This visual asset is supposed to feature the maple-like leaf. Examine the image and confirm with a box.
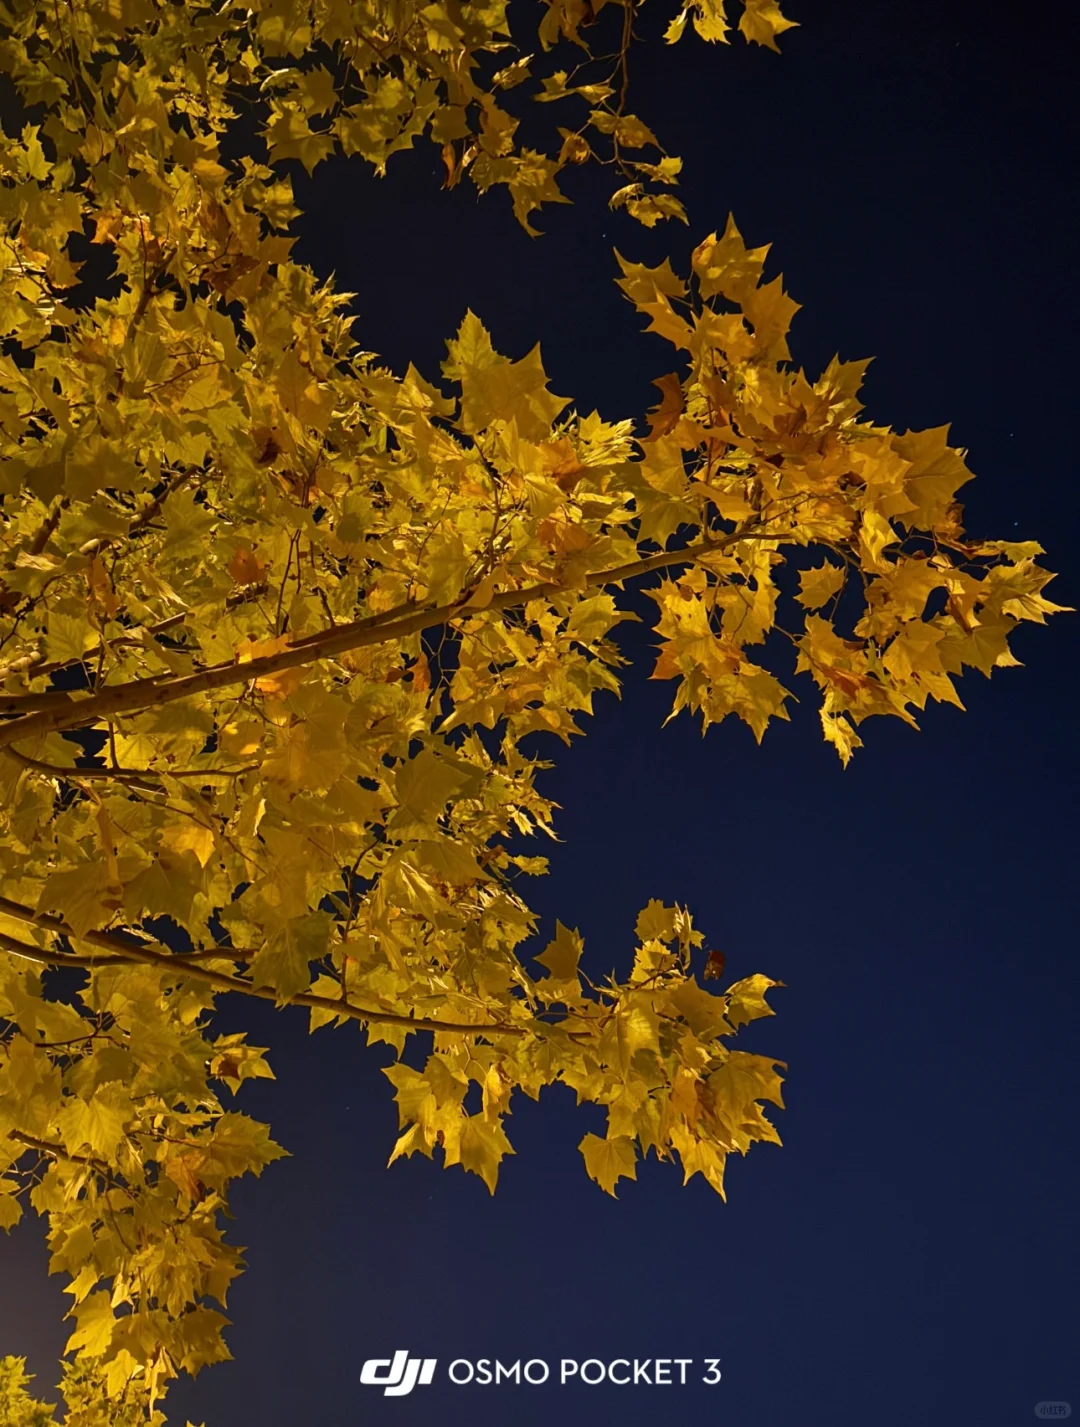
[535,922,585,980]
[579,1133,638,1196]
[797,562,846,610]
[738,0,799,51]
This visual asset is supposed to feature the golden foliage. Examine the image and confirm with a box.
[0,0,1062,1419]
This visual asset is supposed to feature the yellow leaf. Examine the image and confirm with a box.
[625,192,689,228]
[691,215,770,302]
[0,1184,22,1231]
[37,864,118,939]
[383,1064,438,1128]
[742,272,801,358]
[254,665,308,700]
[666,977,732,1037]
[160,822,216,867]
[635,899,677,943]
[57,1085,129,1158]
[820,709,863,766]
[946,614,1023,676]
[535,921,583,980]
[725,973,783,1028]
[615,253,693,346]
[613,114,658,149]
[796,561,845,610]
[443,312,568,440]
[670,1123,728,1196]
[394,749,470,823]
[264,106,335,173]
[579,1132,637,1196]
[458,1114,514,1192]
[44,612,93,666]
[66,1291,116,1358]
[859,510,899,571]
[711,1049,786,1111]
[738,0,798,51]
[565,593,625,643]
[388,1123,434,1166]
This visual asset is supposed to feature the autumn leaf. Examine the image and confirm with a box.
[65,1293,116,1358]
[57,1087,129,1159]
[579,1133,638,1196]
[229,547,267,585]
[0,1187,23,1232]
[725,973,783,1027]
[613,114,659,149]
[703,949,727,980]
[394,749,472,824]
[161,822,216,868]
[739,0,799,50]
[635,899,678,943]
[535,921,584,981]
[458,1115,515,1192]
[796,561,846,610]
[36,865,118,939]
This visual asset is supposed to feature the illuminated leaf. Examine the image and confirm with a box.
[579,1133,637,1196]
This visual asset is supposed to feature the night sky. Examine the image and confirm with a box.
[3,1,1079,1424]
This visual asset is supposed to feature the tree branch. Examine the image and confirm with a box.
[0,613,188,686]
[26,498,68,557]
[0,901,530,1039]
[0,930,104,968]
[8,1127,113,1176]
[0,524,776,743]
[78,469,195,560]
[4,746,256,787]
[0,575,267,688]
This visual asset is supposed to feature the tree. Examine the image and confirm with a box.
[0,0,1065,1418]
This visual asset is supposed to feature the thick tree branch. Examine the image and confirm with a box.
[0,613,188,687]
[0,900,530,1039]
[0,576,266,687]
[0,524,775,743]
[0,929,105,968]
[0,926,249,966]
[8,1127,113,1176]
[3,746,255,786]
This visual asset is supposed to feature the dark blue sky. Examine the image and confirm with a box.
[4,1,1078,1423]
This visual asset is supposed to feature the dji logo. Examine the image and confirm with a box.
[360,1350,437,1397]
